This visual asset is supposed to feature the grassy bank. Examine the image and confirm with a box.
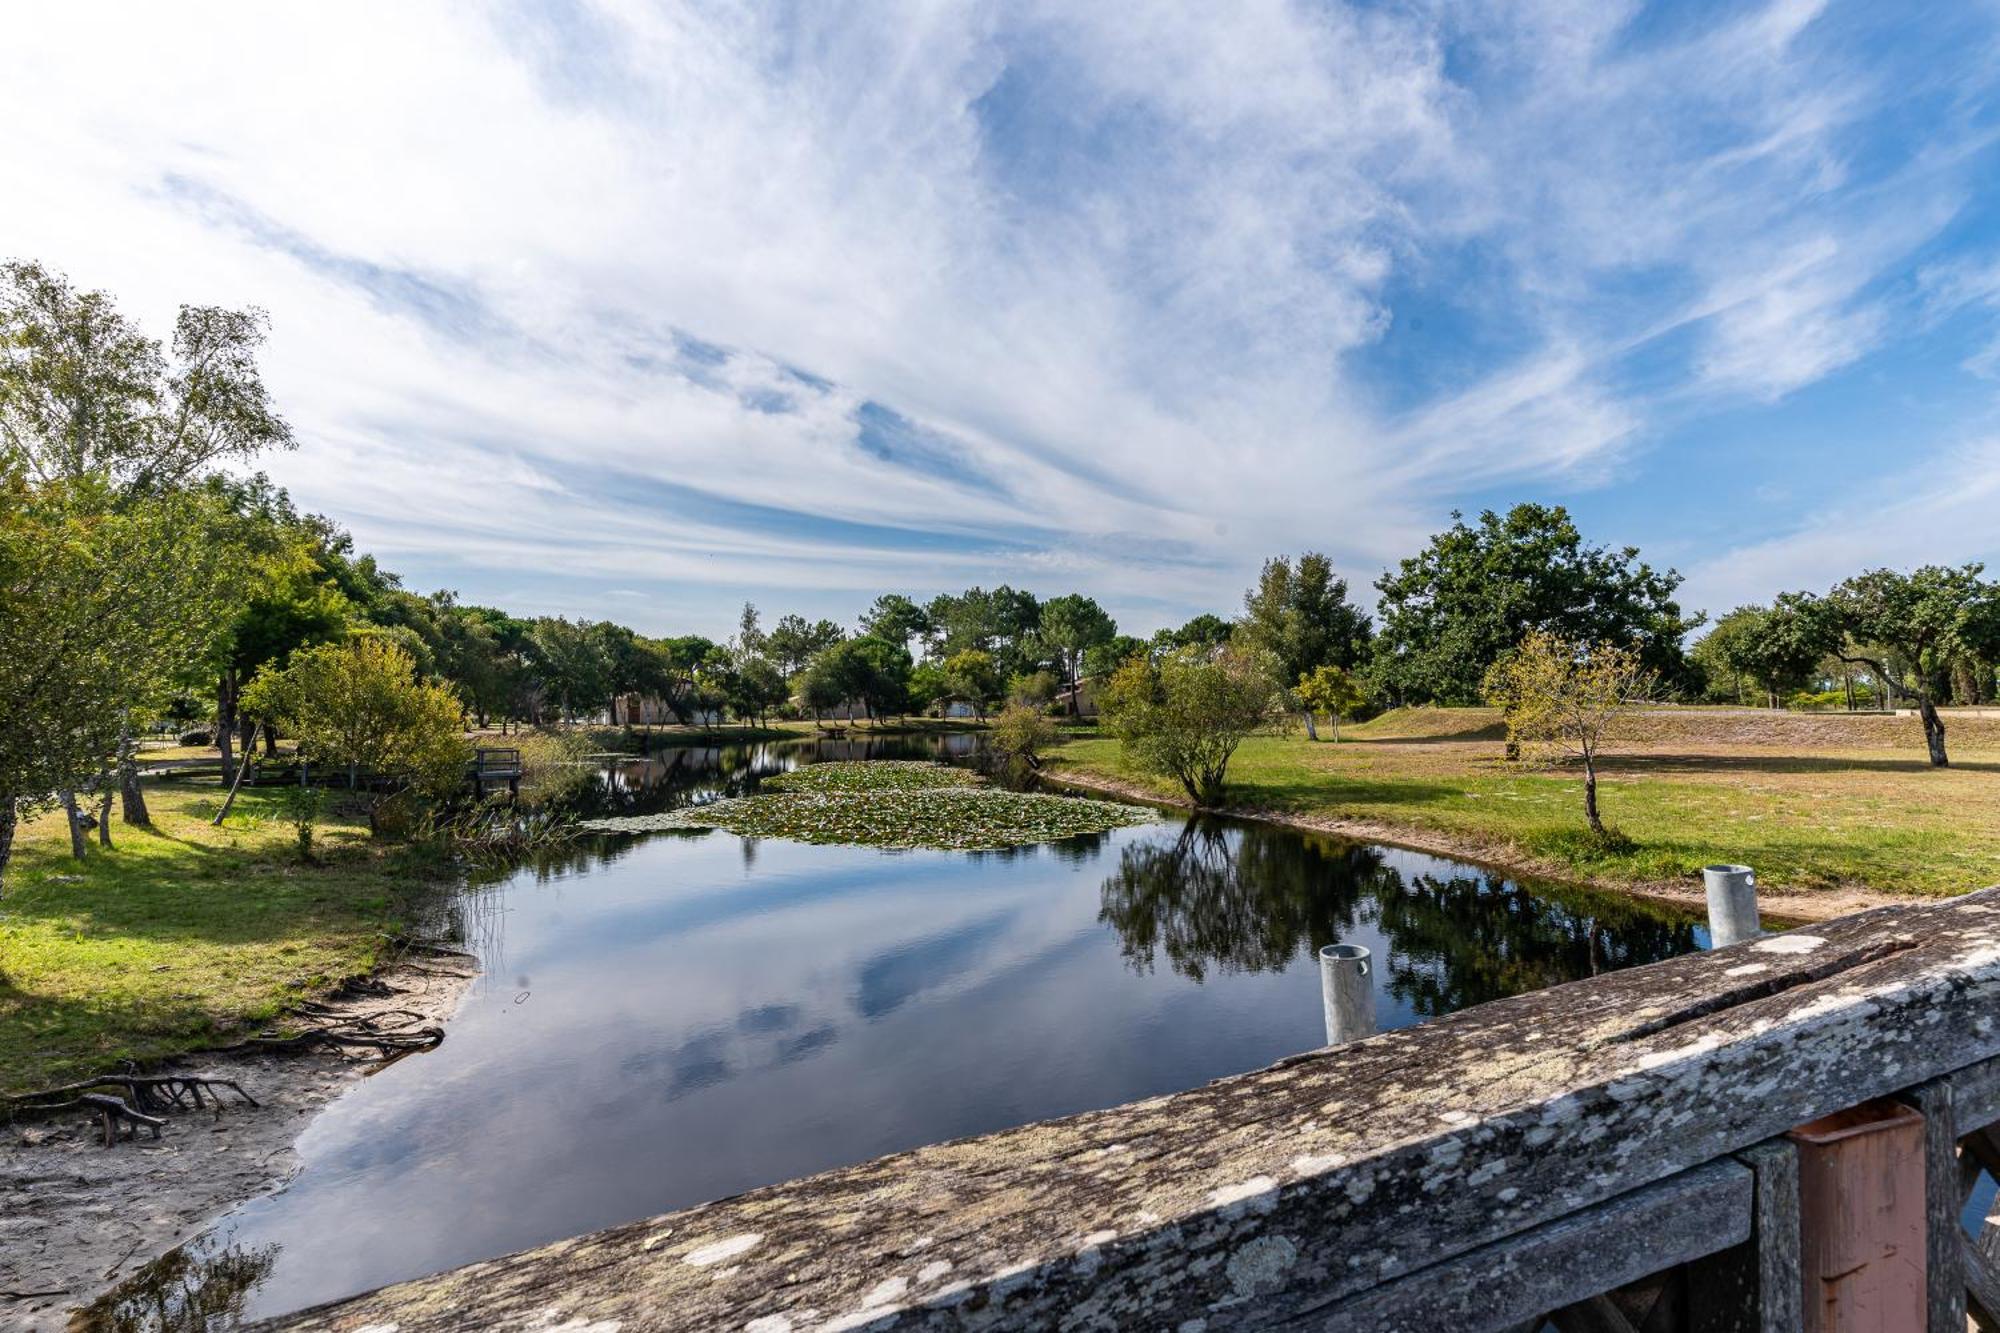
[0,780,450,1095]
[1052,706,2000,901]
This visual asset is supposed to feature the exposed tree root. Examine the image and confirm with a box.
[214,1007,444,1058]
[7,1072,261,1147]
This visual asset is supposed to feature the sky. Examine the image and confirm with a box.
[7,1,2000,641]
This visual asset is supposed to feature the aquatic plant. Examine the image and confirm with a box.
[759,760,980,794]
[582,787,1151,850]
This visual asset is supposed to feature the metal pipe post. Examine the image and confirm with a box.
[1704,863,1762,947]
[1319,943,1377,1046]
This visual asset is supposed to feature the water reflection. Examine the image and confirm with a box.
[76,1241,277,1332]
[89,734,1702,1326]
[1098,818,1697,1006]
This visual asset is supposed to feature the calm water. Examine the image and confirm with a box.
[88,737,1704,1327]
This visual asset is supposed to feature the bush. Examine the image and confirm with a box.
[1099,646,1276,807]
[179,730,213,747]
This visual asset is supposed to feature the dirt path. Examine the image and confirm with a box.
[1,951,476,1328]
[1046,768,1908,923]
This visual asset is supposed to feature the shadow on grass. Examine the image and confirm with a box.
[0,971,254,1096]
[1592,751,2000,776]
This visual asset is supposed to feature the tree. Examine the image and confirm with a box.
[1373,505,1700,706]
[1695,597,1839,709]
[988,703,1060,772]
[907,662,952,717]
[1824,565,1998,767]
[766,614,845,677]
[0,472,230,883]
[1036,593,1117,715]
[1162,613,1234,652]
[810,636,913,721]
[2,261,294,819]
[859,594,930,656]
[1099,646,1276,807]
[1482,631,1647,838]
[241,638,470,832]
[941,649,1002,719]
[725,655,788,727]
[1084,634,1146,680]
[527,617,608,722]
[1296,665,1368,742]
[1238,552,1371,687]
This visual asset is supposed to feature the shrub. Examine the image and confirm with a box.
[1099,646,1276,807]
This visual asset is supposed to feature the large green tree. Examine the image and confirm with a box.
[1372,505,1700,706]
[1238,552,1371,684]
[1,260,291,840]
[1035,593,1117,715]
[1824,565,1999,767]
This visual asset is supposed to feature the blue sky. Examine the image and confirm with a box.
[7,1,2000,639]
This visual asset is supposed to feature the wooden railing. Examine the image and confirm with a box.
[261,887,2000,1331]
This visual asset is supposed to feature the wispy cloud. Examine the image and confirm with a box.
[3,1,2000,633]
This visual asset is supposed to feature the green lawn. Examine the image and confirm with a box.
[0,780,449,1094]
[1053,707,2000,901]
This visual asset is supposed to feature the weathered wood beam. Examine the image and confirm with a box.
[1687,1139,1802,1333]
[265,888,2000,1333]
[1904,1077,1966,1333]
[1308,1160,1750,1332]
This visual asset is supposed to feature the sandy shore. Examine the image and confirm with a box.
[1046,766,1909,923]
[1,951,476,1328]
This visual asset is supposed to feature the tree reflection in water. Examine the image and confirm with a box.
[1098,818,1391,982]
[77,1239,279,1333]
[1374,873,1697,1015]
[1100,818,1698,1012]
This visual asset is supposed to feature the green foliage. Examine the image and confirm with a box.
[1237,551,1371,685]
[858,593,930,652]
[583,788,1150,850]
[941,649,1002,716]
[1008,668,1059,709]
[1100,646,1277,806]
[1373,504,1699,706]
[1034,592,1117,706]
[1295,664,1368,740]
[989,703,1061,770]
[1483,631,1647,835]
[242,638,472,821]
[766,614,845,676]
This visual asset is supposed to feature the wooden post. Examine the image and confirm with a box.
[1901,1078,1965,1333]
[1689,1139,1802,1332]
[1787,1100,1927,1331]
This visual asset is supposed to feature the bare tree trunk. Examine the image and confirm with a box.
[1302,710,1318,742]
[95,764,114,848]
[217,670,239,785]
[1920,696,1949,767]
[61,790,88,860]
[214,722,262,825]
[0,799,13,897]
[1583,758,1604,836]
[117,713,150,827]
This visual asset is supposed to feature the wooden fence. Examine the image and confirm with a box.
[261,887,2000,1331]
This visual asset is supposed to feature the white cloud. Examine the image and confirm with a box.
[2,2,1997,634]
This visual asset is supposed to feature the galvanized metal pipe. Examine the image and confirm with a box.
[1704,863,1762,947]
[1319,943,1377,1046]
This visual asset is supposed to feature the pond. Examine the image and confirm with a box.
[88,735,1707,1327]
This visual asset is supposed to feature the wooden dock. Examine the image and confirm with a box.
[261,887,2000,1331]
